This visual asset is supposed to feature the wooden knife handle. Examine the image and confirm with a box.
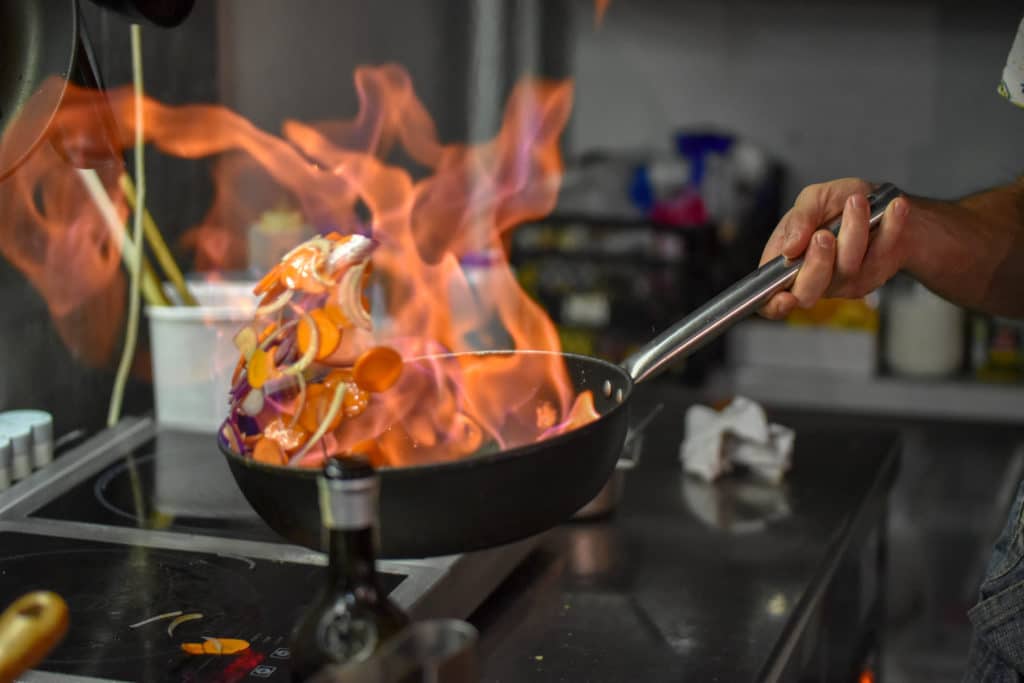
[0,591,69,682]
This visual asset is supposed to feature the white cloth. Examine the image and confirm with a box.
[679,397,794,484]
[998,15,1024,108]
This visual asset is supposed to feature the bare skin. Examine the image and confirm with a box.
[759,177,1024,320]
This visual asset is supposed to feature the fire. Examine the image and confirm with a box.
[0,64,594,465]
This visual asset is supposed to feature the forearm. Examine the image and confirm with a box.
[902,178,1024,317]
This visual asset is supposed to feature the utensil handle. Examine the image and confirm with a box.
[621,182,902,383]
[0,591,69,681]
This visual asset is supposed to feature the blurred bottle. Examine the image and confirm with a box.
[973,316,1024,382]
[289,456,410,681]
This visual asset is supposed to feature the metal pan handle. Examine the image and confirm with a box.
[620,182,902,383]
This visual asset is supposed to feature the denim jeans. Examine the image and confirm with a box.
[964,480,1024,682]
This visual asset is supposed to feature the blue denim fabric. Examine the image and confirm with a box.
[964,480,1024,682]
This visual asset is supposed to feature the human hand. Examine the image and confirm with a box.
[758,177,911,319]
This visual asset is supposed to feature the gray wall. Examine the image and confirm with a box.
[567,0,1024,201]
[215,0,473,144]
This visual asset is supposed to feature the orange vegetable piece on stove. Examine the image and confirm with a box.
[297,309,341,361]
[180,638,250,656]
[353,346,403,393]
[253,437,287,465]
[247,349,274,389]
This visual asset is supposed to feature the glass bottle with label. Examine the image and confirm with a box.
[289,456,410,681]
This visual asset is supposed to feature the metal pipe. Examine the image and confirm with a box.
[621,183,902,383]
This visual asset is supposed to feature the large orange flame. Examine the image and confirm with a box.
[0,65,591,464]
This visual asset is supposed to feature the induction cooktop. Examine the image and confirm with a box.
[0,418,541,682]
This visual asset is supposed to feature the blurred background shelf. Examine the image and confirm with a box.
[714,366,1024,425]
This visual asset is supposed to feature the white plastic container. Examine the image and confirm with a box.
[884,281,964,377]
[146,281,258,432]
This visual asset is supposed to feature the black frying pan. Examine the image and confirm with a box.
[219,184,902,559]
[0,0,194,180]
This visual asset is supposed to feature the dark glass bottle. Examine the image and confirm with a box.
[289,455,410,681]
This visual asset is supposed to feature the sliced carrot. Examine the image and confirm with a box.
[247,348,274,389]
[324,231,343,241]
[299,383,344,433]
[353,346,403,393]
[253,437,286,465]
[348,438,383,463]
[253,264,282,296]
[298,384,325,432]
[258,282,287,308]
[322,304,350,329]
[323,369,353,390]
[297,309,341,361]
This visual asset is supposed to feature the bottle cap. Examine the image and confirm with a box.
[0,410,53,469]
[0,435,11,490]
[318,455,379,530]
[0,423,31,481]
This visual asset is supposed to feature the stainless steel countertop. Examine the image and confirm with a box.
[469,383,900,682]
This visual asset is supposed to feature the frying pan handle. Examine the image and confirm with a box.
[0,591,69,680]
[620,182,902,383]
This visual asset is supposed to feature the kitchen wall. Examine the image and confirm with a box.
[566,0,1024,201]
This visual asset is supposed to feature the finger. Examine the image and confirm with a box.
[834,193,870,285]
[781,178,872,260]
[858,196,910,286]
[790,230,836,308]
[759,291,799,319]
[759,207,796,266]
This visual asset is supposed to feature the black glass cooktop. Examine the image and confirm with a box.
[31,431,284,544]
[0,531,404,682]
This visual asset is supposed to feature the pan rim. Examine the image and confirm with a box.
[0,0,79,180]
[218,349,634,477]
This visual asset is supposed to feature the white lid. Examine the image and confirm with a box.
[0,410,52,444]
[0,423,30,455]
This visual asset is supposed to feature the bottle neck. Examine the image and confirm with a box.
[319,473,380,591]
[326,526,378,589]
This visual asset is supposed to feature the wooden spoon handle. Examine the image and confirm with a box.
[0,591,69,682]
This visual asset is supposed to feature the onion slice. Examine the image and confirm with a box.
[233,327,257,361]
[129,610,183,629]
[289,373,307,429]
[281,312,318,376]
[256,289,293,318]
[240,387,265,416]
[168,613,203,637]
[289,382,346,465]
[338,261,372,331]
[203,636,224,655]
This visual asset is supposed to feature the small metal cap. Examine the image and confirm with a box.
[0,411,54,469]
[0,423,31,481]
[323,454,375,482]
[318,455,379,530]
[0,435,11,491]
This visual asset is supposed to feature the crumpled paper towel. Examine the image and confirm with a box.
[679,397,794,484]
